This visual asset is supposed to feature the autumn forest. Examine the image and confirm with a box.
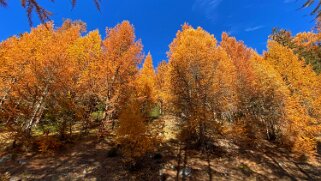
[1,2,321,180]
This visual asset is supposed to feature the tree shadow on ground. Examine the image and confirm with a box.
[230,139,321,181]
[158,138,321,181]
[0,134,164,181]
[1,133,320,181]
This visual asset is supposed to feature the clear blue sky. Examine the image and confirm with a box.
[0,0,316,66]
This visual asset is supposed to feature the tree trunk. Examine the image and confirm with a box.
[103,95,115,129]
[159,101,163,115]
[102,69,118,130]
[102,96,110,121]
[266,121,276,141]
[24,84,49,135]
[198,121,206,146]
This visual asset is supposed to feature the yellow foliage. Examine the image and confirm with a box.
[168,25,219,142]
[117,100,156,160]
[1,19,320,158]
[265,41,321,156]
[220,33,257,116]
[168,25,239,144]
[292,32,321,50]
[222,119,248,139]
[265,41,321,117]
[100,21,143,122]
[249,53,289,135]
[292,136,317,157]
[135,52,157,116]
[155,60,171,113]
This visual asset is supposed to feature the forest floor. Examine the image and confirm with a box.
[0,116,321,181]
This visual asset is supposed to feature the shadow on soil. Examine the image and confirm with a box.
[1,134,320,180]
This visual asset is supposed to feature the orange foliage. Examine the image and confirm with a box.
[168,25,238,144]
[136,52,157,116]
[116,99,156,161]
[0,19,320,158]
[155,60,171,114]
[99,21,143,128]
[265,41,321,156]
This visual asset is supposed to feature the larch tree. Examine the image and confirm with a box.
[220,33,258,127]
[265,41,321,155]
[249,53,290,140]
[292,31,321,73]
[0,20,86,141]
[136,52,157,118]
[269,28,294,47]
[67,29,102,123]
[117,53,160,162]
[168,24,237,145]
[0,37,20,111]
[209,46,238,122]
[116,98,156,163]
[220,33,256,114]
[155,60,170,115]
[220,33,290,141]
[100,21,143,130]
[168,24,216,144]
[265,41,321,121]
[269,28,321,74]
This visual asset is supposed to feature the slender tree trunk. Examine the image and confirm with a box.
[176,144,182,181]
[159,101,163,115]
[34,104,45,127]
[199,121,205,146]
[102,96,110,121]
[103,95,115,129]
[24,84,49,134]
[266,124,270,140]
[266,121,276,141]
[69,120,72,136]
[102,69,118,130]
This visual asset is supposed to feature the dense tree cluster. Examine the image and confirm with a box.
[0,20,320,162]
[270,27,321,73]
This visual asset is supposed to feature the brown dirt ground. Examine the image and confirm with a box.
[0,116,320,181]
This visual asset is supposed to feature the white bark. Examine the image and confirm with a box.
[24,84,49,132]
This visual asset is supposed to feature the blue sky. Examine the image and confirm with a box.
[0,0,316,66]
